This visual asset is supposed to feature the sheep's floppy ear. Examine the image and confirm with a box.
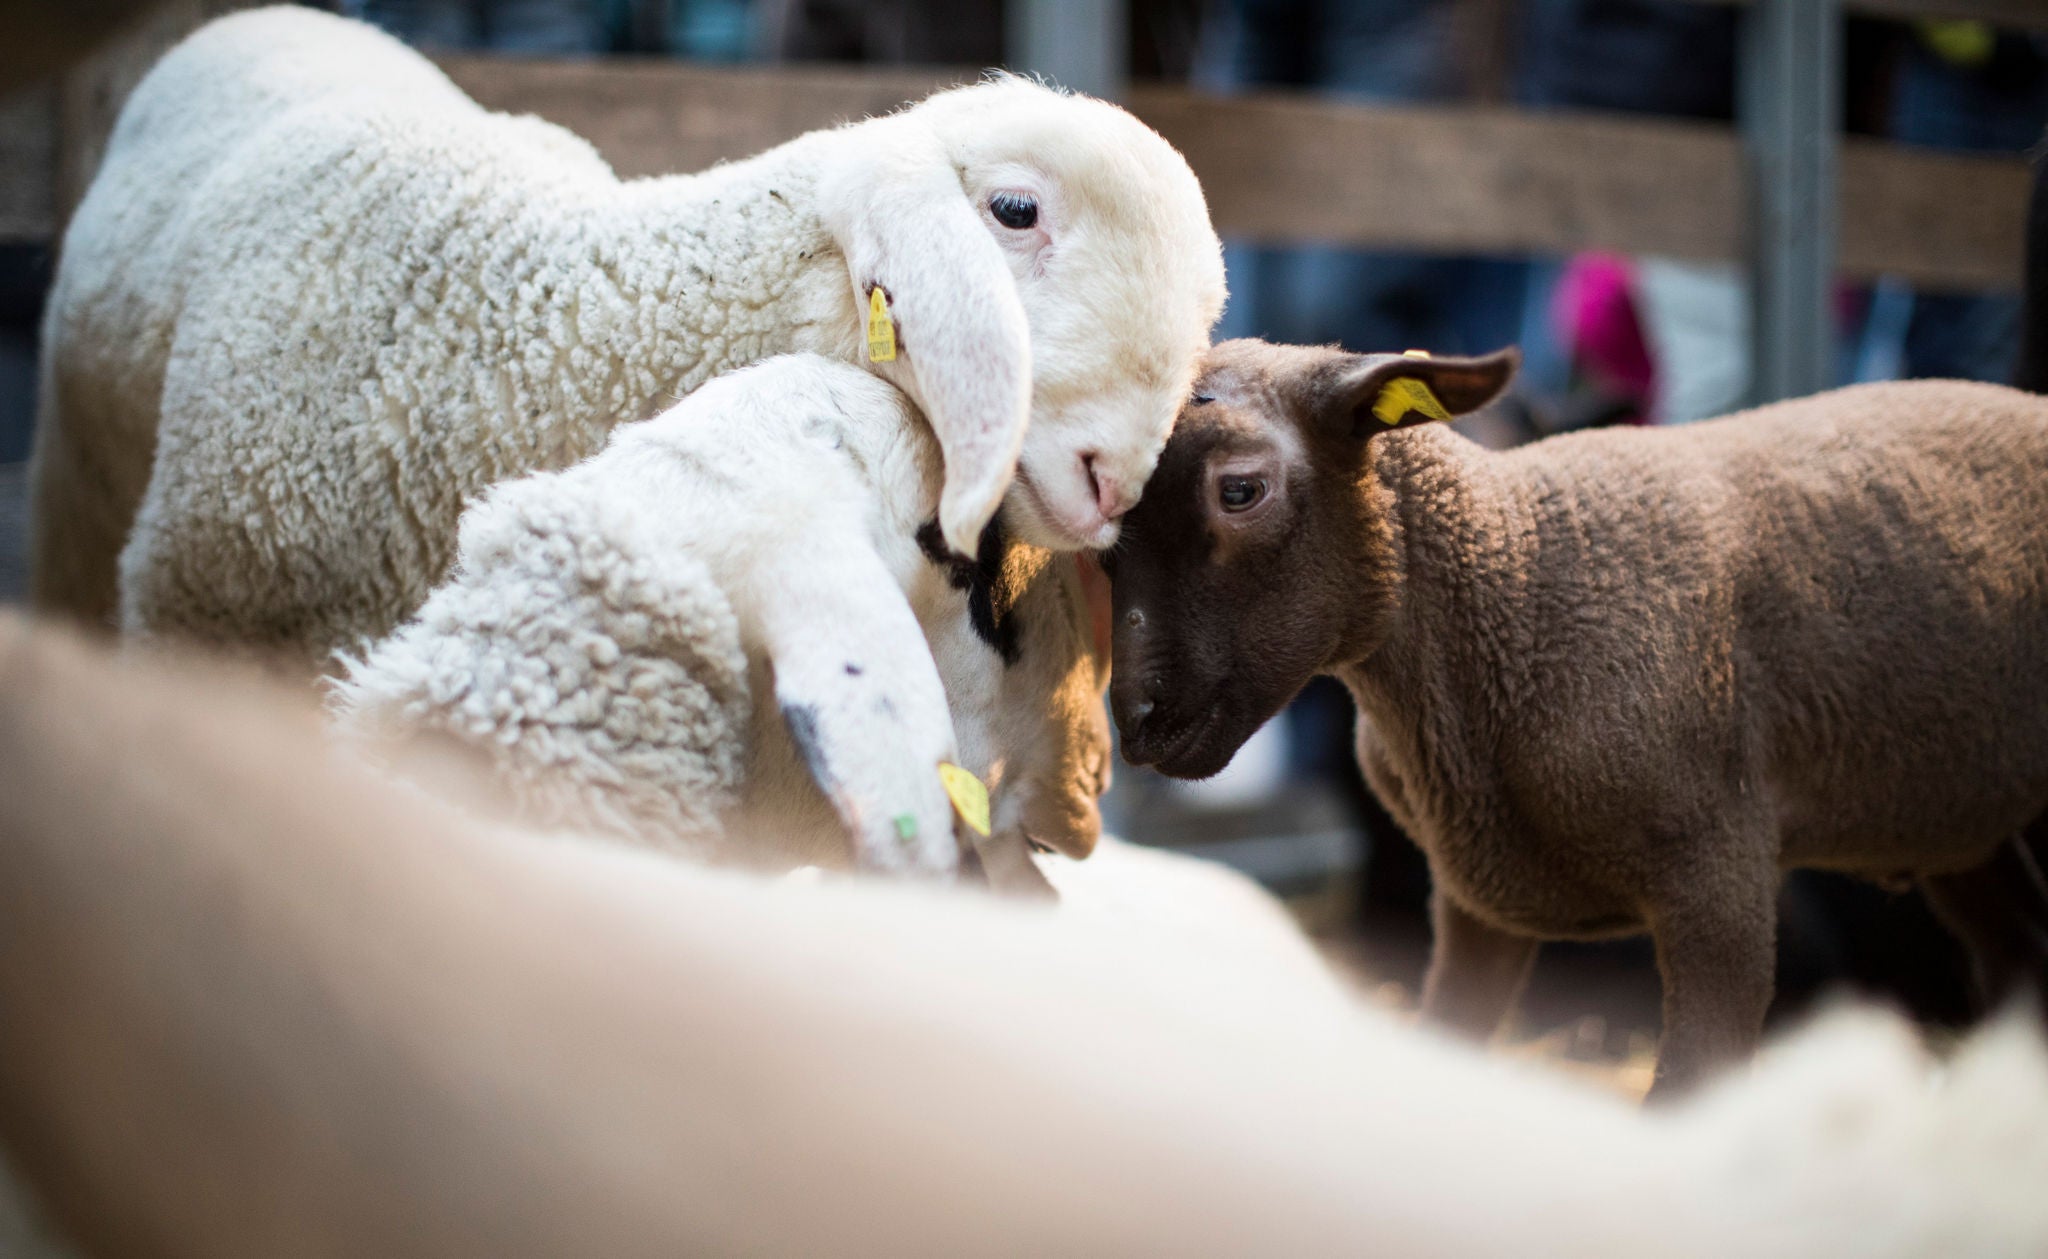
[821,126,1032,561]
[1324,347,1520,440]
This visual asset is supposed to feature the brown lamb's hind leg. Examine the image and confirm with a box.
[1644,858,1778,1103]
[1919,833,2048,1017]
[1420,890,1541,1043]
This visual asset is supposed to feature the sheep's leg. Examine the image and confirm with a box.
[1919,836,2048,1013]
[970,832,1058,899]
[1645,870,1777,1101]
[1420,891,1539,1042]
[756,543,966,879]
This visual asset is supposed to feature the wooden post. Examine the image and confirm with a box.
[1006,0,1128,101]
[1740,0,1840,404]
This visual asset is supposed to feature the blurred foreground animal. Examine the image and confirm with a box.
[1109,340,2048,1098]
[336,356,1110,885]
[3,614,2048,1255]
[30,5,1223,667]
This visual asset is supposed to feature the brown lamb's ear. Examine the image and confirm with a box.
[1322,346,1521,440]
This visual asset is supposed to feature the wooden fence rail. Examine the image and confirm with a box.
[0,3,2036,293]
[439,56,2027,292]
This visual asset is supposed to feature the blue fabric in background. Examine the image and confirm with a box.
[340,0,611,52]
[1881,32,2048,382]
[1517,0,1737,119]
[339,0,755,58]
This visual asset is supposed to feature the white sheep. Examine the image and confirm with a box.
[333,355,1110,882]
[28,5,1223,669]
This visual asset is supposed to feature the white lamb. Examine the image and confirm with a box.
[334,355,1110,882]
[29,5,1224,670]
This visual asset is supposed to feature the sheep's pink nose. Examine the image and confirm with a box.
[1083,454,1135,521]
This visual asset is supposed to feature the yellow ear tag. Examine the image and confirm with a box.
[1372,376,1454,426]
[866,287,897,363]
[937,762,990,837]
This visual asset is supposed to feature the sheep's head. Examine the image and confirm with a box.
[822,77,1224,558]
[1106,340,1516,780]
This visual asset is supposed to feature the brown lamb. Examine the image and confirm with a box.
[1107,339,2048,1097]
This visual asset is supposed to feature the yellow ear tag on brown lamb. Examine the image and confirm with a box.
[866,286,897,363]
[1373,376,1454,426]
[938,762,991,836]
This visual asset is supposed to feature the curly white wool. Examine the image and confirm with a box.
[30,5,1224,669]
[337,483,751,851]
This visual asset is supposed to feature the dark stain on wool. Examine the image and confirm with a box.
[916,516,1023,666]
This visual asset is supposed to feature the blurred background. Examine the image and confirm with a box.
[2,0,2042,1079]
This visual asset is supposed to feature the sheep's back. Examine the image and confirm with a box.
[1506,380,2048,870]
[108,71,640,657]
[52,5,489,428]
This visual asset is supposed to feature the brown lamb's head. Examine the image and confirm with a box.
[1104,339,1516,780]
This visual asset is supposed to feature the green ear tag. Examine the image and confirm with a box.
[937,762,991,837]
[1372,377,1454,426]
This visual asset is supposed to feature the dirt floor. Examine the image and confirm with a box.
[1313,913,1663,1101]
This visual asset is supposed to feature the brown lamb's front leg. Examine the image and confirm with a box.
[1644,858,1778,1102]
[1420,890,1541,1043]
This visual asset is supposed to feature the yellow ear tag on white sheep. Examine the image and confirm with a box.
[866,287,897,363]
[1373,376,1454,426]
[938,762,990,836]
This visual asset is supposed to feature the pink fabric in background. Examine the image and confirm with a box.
[1552,252,1655,422]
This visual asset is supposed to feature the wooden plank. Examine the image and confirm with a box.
[1849,0,2048,24]
[11,51,2029,290]
[1688,0,2048,32]
[0,0,166,97]
[439,55,965,179]
[1840,137,2029,290]
[440,60,1751,266]
[445,61,2030,290]
[0,86,57,243]
[1129,88,1747,262]
[1143,86,2025,291]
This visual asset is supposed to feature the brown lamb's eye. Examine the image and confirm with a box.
[1218,475,1265,513]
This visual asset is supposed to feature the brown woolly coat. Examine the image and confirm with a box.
[1111,340,2048,1095]
[1353,381,2048,930]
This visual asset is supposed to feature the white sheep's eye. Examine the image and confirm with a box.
[1218,475,1265,513]
[990,192,1038,230]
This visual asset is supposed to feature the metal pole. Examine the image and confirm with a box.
[1006,0,1128,101]
[1739,0,1840,404]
